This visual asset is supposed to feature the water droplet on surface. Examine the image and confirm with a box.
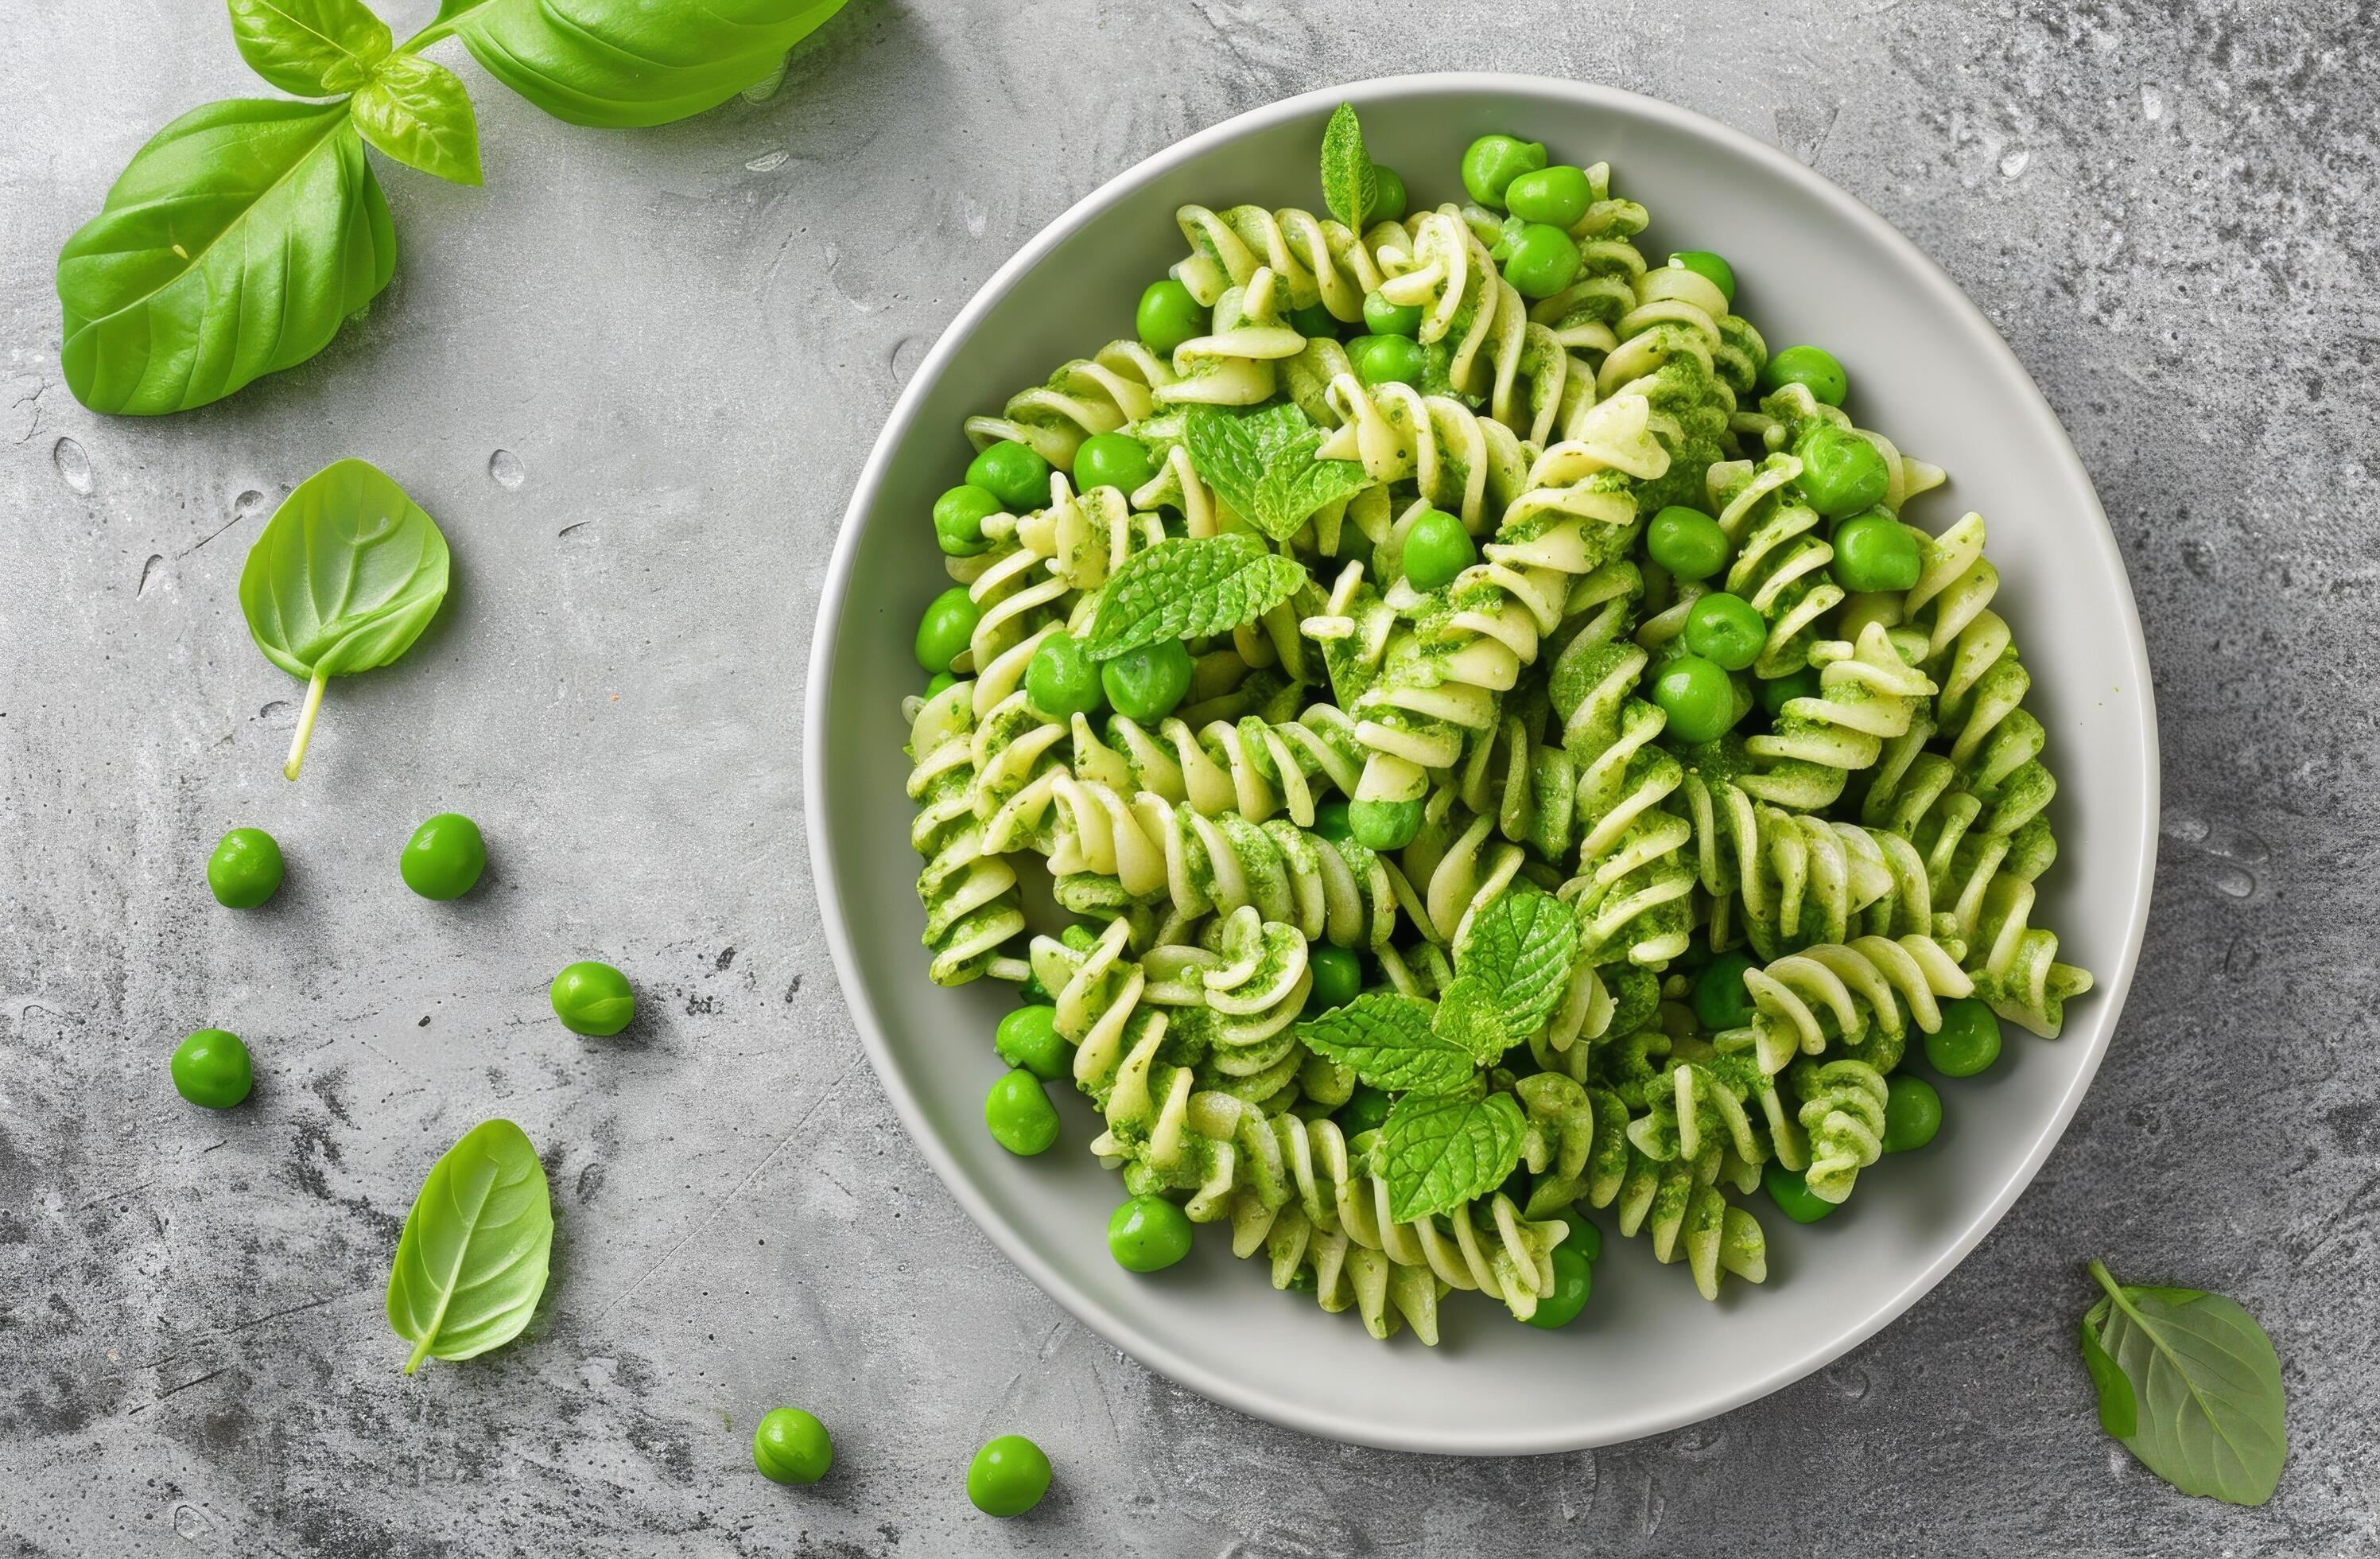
[172,1503,212,1542]
[2141,84,2165,121]
[745,149,789,173]
[1998,147,2031,179]
[138,555,165,597]
[234,489,266,519]
[2161,810,2209,843]
[54,437,91,493]
[1672,1422,1727,1461]
[960,193,989,237]
[2211,866,2254,900]
[1826,1362,1870,1401]
[489,449,525,488]
[740,52,790,103]
[258,701,292,722]
[2220,828,2269,865]
[889,333,930,383]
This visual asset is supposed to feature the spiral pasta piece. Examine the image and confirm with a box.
[1314,372,1533,533]
[987,475,1165,593]
[1787,1058,1889,1204]
[1678,770,1947,958]
[1375,204,1588,445]
[1720,933,1974,1078]
[1158,271,1307,408]
[903,682,1027,986]
[965,340,1177,471]
[1070,703,1367,830]
[1609,1149,1768,1300]
[1710,453,1843,680]
[1171,203,1386,320]
[1965,869,2095,1038]
[1903,511,2058,840]
[1516,1071,1634,1215]
[1739,622,1939,812]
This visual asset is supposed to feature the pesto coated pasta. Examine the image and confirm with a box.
[899,107,2092,1343]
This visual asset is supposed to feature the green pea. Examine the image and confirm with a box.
[913,585,980,674]
[965,440,1051,513]
[1692,951,1757,1031]
[1353,333,1427,387]
[1759,665,1823,714]
[1831,512,1923,593]
[1337,1083,1391,1136]
[400,812,485,900]
[1568,1217,1603,1262]
[1025,636,1105,721]
[751,1407,833,1486]
[1504,164,1593,227]
[170,1028,253,1110]
[983,1069,1060,1156]
[925,671,959,698]
[1793,425,1889,519]
[1107,1194,1194,1273]
[1882,1074,1943,1153]
[1651,655,1737,744]
[1312,798,1353,842]
[1136,278,1206,356]
[994,1005,1069,1081]
[1500,223,1582,300]
[549,961,635,1037]
[1305,947,1362,1013]
[1524,1243,1593,1329]
[967,1434,1052,1518]
[1461,133,1548,208]
[1926,997,2005,1077]
[1071,432,1156,497]
[1288,302,1339,340]
[1764,344,1849,406]
[1361,290,1423,337]
[206,826,284,909]
[1349,797,1421,851]
[1683,593,1767,672]
[1400,507,1475,591]
[1368,164,1408,224]
[1098,639,1193,722]
[933,484,1001,557]
[1765,1162,1838,1223]
[1645,506,1730,581]
[1669,251,1737,304]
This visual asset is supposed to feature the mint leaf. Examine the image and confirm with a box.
[1183,403,1370,542]
[1319,102,1377,231]
[1453,885,1579,1042]
[1376,1093,1528,1222]
[1082,535,1306,661]
[1432,977,1515,1066]
[2080,1260,2286,1506]
[1296,992,1474,1095]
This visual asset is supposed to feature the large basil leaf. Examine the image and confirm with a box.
[239,458,451,780]
[429,0,850,128]
[226,0,393,95]
[56,99,395,416]
[386,1119,554,1373]
[2080,1260,2286,1506]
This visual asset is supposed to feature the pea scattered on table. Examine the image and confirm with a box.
[171,1028,254,1110]
[206,826,284,908]
[967,1434,1052,1518]
[401,812,486,900]
[549,960,635,1037]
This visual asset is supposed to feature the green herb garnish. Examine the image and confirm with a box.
[2079,1259,2286,1506]
[385,1119,555,1374]
[1081,535,1305,662]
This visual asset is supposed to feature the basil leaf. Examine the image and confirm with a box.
[1183,403,1370,542]
[2078,1306,2137,1438]
[227,0,393,95]
[354,54,485,186]
[1453,885,1579,1042]
[1318,101,1376,231]
[385,1119,554,1373]
[1083,535,1305,662]
[2081,1260,2286,1506]
[1376,1093,1527,1222]
[56,99,396,416]
[1296,992,1474,1096]
[239,458,452,780]
[431,0,850,127]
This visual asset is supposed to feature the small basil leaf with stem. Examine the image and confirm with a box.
[239,458,452,780]
[226,0,394,95]
[56,99,396,416]
[353,54,484,186]
[2079,1259,2286,1506]
[419,0,851,128]
[385,1119,553,1373]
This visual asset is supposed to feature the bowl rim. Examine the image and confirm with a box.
[805,71,2161,1456]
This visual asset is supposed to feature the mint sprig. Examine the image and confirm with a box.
[1375,1093,1528,1222]
[1453,885,1580,1044]
[1431,978,1512,1067]
[1319,102,1378,231]
[1182,403,1370,542]
[1082,535,1306,661]
[1296,992,1475,1096]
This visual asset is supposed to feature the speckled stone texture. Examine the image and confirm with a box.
[2,1,2374,1554]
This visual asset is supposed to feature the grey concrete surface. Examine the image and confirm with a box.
[3,1,2375,1554]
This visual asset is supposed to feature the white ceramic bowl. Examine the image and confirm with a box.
[806,74,2158,1455]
